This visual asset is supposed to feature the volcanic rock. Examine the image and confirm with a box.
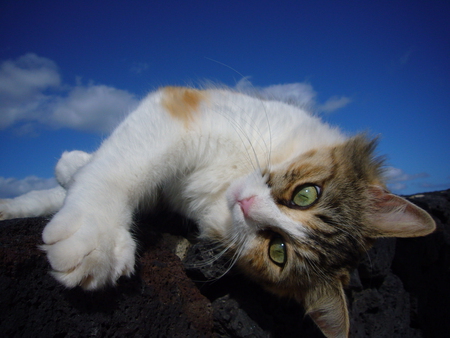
[1,190,449,337]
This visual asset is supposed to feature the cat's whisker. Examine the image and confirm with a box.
[216,234,250,279]
[256,96,273,174]
[215,109,261,173]
[187,231,248,282]
[187,243,232,268]
[334,226,373,264]
[188,229,241,269]
[303,255,331,284]
[214,93,272,175]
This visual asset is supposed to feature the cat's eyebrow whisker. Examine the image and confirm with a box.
[214,99,272,175]
[235,85,273,172]
[215,108,261,173]
[257,97,273,173]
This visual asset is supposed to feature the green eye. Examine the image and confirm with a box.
[292,184,320,208]
[269,236,286,266]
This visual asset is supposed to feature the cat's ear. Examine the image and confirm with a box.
[299,281,349,338]
[367,185,436,238]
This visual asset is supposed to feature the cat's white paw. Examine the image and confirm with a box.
[42,210,136,289]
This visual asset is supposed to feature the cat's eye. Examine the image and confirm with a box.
[268,236,286,266]
[292,184,320,208]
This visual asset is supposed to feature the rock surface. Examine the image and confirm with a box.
[1,190,449,337]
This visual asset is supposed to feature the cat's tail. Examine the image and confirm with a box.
[0,150,92,220]
[0,186,66,220]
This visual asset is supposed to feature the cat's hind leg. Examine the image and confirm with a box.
[55,150,92,188]
[0,150,91,221]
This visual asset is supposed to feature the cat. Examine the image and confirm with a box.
[0,86,436,338]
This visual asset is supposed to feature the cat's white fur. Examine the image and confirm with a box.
[1,87,344,289]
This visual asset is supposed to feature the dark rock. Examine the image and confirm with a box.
[358,238,397,281]
[392,190,450,338]
[349,273,421,338]
[0,216,214,337]
[0,189,449,337]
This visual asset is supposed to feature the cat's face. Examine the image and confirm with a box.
[224,135,436,337]
[226,136,377,291]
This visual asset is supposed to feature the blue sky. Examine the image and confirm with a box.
[0,0,449,198]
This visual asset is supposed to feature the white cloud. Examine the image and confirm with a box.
[0,54,139,134]
[0,53,60,99]
[1,55,351,135]
[235,78,350,113]
[48,84,138,133]
[0,53,61,129]
[0,176,58,199]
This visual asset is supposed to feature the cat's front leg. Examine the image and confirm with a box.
[41,128,184,288]
[41,87,206,289]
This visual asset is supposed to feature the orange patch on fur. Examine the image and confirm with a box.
[161,87,205,126]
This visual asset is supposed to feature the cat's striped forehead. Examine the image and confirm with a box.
[250,136,384,288]
[265,134,384,256]
[268,135,383,205]
[268,148,335,203]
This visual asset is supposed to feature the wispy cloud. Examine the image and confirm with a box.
[416,181,450,192]
[1,55,352,136]
[318,96,352,113]
[385,167,429,182]
[235,78,351,113]
[399,49,414,66]
[0,176,58,199]
[385,167,430,192]
[0,54,139,134]
[130,62,150,74]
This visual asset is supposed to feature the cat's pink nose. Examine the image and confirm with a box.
[238,196,255,217]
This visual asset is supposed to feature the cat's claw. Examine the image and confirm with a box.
[42,214,136,290]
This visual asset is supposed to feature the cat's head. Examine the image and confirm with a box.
[225,134,435,338]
